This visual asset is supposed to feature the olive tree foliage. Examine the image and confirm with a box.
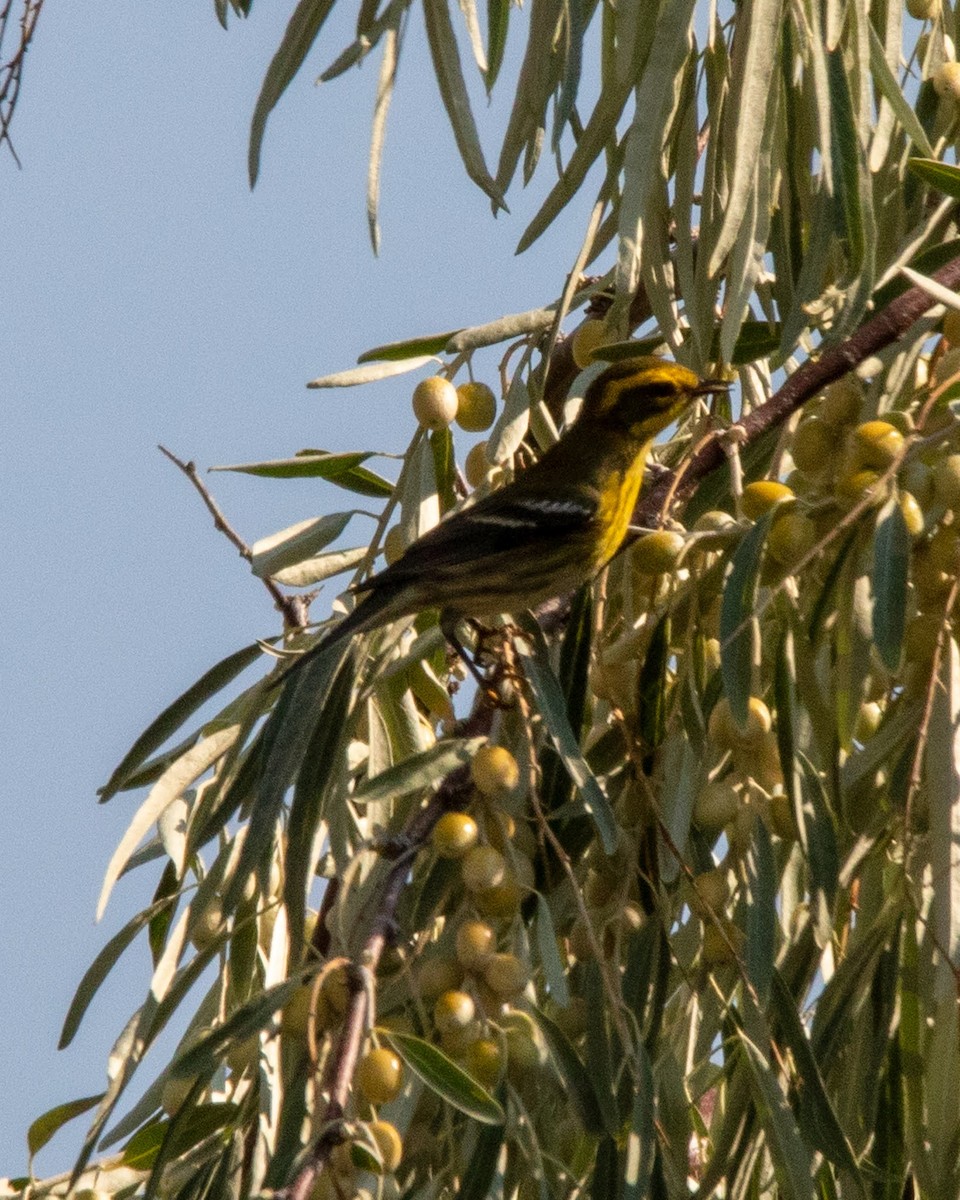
[17,1,960,1198]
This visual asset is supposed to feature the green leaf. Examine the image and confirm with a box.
[172,977,305,1081]
[98,724,242,919]
[98,642,265,801]
[60,897,175,1050]
[515,617,618,854]
[636,612,670,750]
[867,26,933,159]
[907,157,960,200]
[386,1031,505,1124]
[422,0,506,209]
[584,961,619,1136]
[720,513,772,726]
[284,651,357,954]
[454,1117,506,1200]
[211,450,394,498]
[308,355,439,387]
[445,306,557,353]
[707,0,784,275]
[622,1045,656,1200]
[430,426,457,513]
[484,0,510,93]
[248,0,336,186]
[530,1006,606,1134]
[357,330,461,363]
[735,999,815,1199]
[534,892,571,1008]
[872,499,910,671]
[745,820,777,1006]
[250,512,356,579]
[351,737,483,806]
[121,1103,239,1171]
[28,1094,103,1161]
[769,971,864,1187]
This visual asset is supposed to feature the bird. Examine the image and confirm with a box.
[289,356,728,677]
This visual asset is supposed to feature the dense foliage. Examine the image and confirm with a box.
[15,1,960,1198]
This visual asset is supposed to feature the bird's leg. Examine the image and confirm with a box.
[440,612,512,705]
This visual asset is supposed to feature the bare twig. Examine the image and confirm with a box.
[158,444,309,631]
[0,0,43,165]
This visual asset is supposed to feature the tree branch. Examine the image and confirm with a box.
[158,444,310,631]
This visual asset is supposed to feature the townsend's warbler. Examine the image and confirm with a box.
[295,357,726,669]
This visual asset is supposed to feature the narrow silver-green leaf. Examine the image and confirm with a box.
[308,356,438,387]
[387,1031,505,1124]
[516,618,618,854]
[907,157,960,200]
[250,512,355,579]
[98,643,265,802]
[872,498,910,671]
[445,307,557,353]
[530,1006,606,1134]
[867,24,933,160]
[351,737,484,805]
[248,0,336,186]
[719,513,771,726]
[707,0,784,276]
[357,330,460,363]
[422,0,505,209]
[28,1094,104,1162]
[534,892,571,1007]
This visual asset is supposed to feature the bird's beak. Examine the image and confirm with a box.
[695,377,734,398]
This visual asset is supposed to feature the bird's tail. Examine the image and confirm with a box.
[278,580,408,681]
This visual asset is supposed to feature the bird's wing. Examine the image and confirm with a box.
[354,488,600,596]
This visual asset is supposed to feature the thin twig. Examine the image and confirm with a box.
[158,444,309,631]
[0,0,43,165]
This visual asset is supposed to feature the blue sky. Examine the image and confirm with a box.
[1,0,600,1175]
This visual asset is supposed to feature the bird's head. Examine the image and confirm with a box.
[580,356,730,440]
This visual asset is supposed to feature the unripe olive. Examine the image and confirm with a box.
[852,421,904,469]
[432,812,479,859]
[417,956,463,1000]
[462,845,507,892]
[693,777,742,831]
[836,468,884,503]
[899,491,925,538]
[483,952,529,998]
[190,898,225,950]
[384,524,408,565]
[933,454,960,509]
[765,792,798,840]
[455,920,496,970]
[503,1011,547,1070]
[741,481,795,520]
[471,745,521,799]
[366,1119,404,1173]
[934,62,960,102]
[473,875,523,920]
[854,701,883,742]
[433,990,476,1035]
[356,1048,404,1105]
[464,441,489,489]
[944,308,960,346]
[463,1038,504,1087]
[701,919,746,966]
[571,318,609,369]
[412,376,458,429]
[907,0,940,19]
[766,511,817,566]
[791,417,834,474]
[632,530,686,574]
[820,377,863,427]
[689,867,730,918]
[708,696,772,749]
[455,382,497,432]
